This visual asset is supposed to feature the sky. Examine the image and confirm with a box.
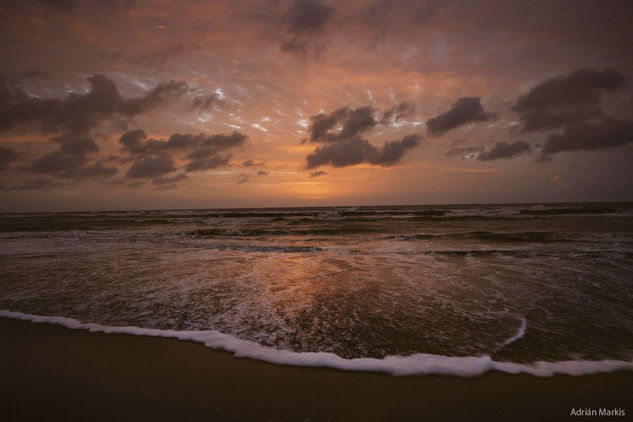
[1,0,632,212]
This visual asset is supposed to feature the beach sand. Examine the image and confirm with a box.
[1,317,631,421]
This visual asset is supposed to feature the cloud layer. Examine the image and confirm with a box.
[426,97,494,136]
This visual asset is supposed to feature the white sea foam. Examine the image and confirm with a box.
[2,310,632,377]
[501,317,528,347]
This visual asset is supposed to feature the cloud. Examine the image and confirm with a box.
[140,44,187,68]
[513,69,625,113]
[512,69,626,134]
[549,175,569,189]
[304,105,422,168]
[257,170,268,176]
[309,106,377,143]
[1,73,194,182]
[282,0,335,56]
[306,137,375,168]
[310,170,327,177]
[119,129,247,175]
[52,134,99,156]
[185,154,231,172]
[242,159,265,167]
[192,93,222,110]
[477,141,531,161]
[426,97,494,135]
[371,134,422,166]
[306,134,421,169]
[119,129,149,155]
[286,0,334,35]
[446,146,485,160]
[58,162,117,179]
[518,107,603,132]
[152,173,187,190]
[542,118,633,155]
[8,177,63,191]
[120,80,188,116]
[0,147,19,170]
[120,130,201,156]
[39,0,77,12]
[186,132,248,160]
[237,173,250,184]
[381,102,415,123]
[25,133,116,179]
[126,154,176,179]
[0,74,188,135]
[28,150,87,174]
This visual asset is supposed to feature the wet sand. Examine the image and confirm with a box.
[1,317,631,421]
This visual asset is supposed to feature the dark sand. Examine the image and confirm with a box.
[1,318,631,421]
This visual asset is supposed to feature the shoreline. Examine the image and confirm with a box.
[3,310,632,377]
[2,317,632,421]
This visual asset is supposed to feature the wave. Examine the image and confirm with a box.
[390,231,633,243]
[519,207,622,216]
[186,227,380,237]
[501,317,528,348]
[2,310,631,377]
[165,241,322,253]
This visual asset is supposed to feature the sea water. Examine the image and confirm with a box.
[1,203,632,376]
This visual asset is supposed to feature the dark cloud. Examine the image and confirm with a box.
[27,147,117,179]
[120,130,246,159]
[309,106,376,142]
[477,141,531,161]
[511,69,627,136]
[140,44,187,68]
[286,0,334,35]
[9,177,63,191]
[371,134,422,166]
[306,137,375,168]
[306,134,420,169]
[305,105,421,168]
[381,102,415,123]
[24,130,116,180]
[186,132,248,160]
[185,154,231,172]
[519,106,603,133]
[281,40,310,55]
[152,173,187,190]
[257,170,268,176]
[120,80,188,116]
[53,134,99,156]
[119,129,148,155]
[119,129,246,176]
[310,170,327,177]
[0,74,188,135]
[242,159,265,167]
[192,93,222,110]
[39,0,77,11]
[426,97,494,136]
[0,147,19,170]
[542,119,633,155]
[513,69,625,113]
[57,162,118,179]
[237,173,250,184]
[28,150,86,174]
[282,0,335,56]
[1,73,186,183]
[446,146,485,160]
[126,154,176,179]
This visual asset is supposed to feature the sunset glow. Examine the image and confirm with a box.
[1,0,632,211]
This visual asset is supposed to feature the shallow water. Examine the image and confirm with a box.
[1,203,633,375]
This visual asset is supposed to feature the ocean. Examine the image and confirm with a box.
[1,202,633,377]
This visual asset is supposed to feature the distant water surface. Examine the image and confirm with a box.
[1,203,632,375]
